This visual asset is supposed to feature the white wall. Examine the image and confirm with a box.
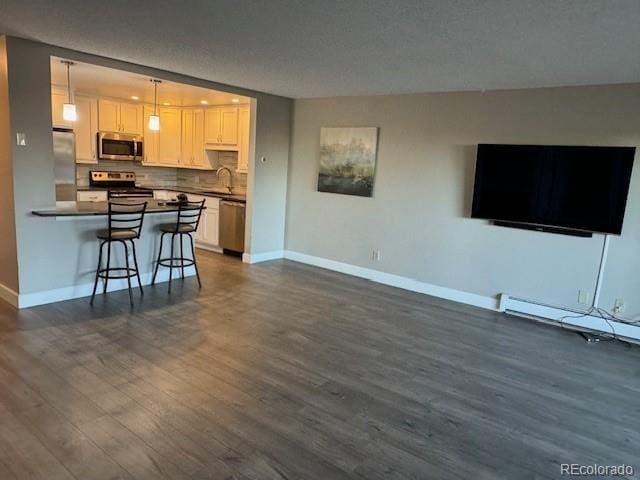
[286,85,640,317]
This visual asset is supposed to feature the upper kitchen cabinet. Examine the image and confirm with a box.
[74,95,99,164]
[98,99,143,135]
[157,107,182,166]
[204,106,238,149]
[142,105,159,165]
[51,87,73,128]
[181,108,209,169]
[236,106,250,173]
[143,106,181,166]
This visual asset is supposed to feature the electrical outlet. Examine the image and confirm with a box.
[194,175,200,184]
[371,249,381,261]
[577,290,589,305]
[613,298,625,314]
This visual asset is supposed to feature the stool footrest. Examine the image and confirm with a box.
[97,267,139,280]
[157,257,196,268]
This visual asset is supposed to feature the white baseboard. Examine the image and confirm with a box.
[503,296,640,343]
[282,250,499,311]
[242,250,284,264]
[17,267,195,309]
[0,282,19,308]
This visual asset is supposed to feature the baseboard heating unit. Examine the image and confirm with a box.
[499,295,640,344]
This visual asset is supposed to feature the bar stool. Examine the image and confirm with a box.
[152,199,205,293]
[90,201,148,306]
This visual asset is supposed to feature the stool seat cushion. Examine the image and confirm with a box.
[159,223,196,233]
[96,228,138,240]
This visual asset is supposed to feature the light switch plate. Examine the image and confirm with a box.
[16,133,26,146]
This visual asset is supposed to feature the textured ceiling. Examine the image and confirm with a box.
[1,0,639,98]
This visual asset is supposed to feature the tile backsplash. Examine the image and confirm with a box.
[178,152,247,194]
[76,152,247,194]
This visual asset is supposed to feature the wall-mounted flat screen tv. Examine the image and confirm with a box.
[471,144,636,235]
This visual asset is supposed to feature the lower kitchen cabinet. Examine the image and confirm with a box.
[184,194,220,251]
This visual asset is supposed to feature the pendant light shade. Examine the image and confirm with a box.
[149,79,161,131]
[148,114,160,131]
[62,103,77,121]
[61,60,76,122]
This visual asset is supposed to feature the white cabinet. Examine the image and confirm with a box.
[157,107,181,166]
[77,190,108,202]
[98,99,143,134]
[74,95,98,164]
[120,103,143,135]
[204,106,238,148]
[236,106,250,173]
[51,88,73,128]
[143,105,160,165]
[187,194,220,250]
[181,108,207,168]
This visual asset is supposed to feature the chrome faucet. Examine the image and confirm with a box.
[216,166,233,193]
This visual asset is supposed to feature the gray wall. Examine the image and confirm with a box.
[0,37,19,292]
[286,85,640,317]
[246,95,292,255]
[2,36,291,296]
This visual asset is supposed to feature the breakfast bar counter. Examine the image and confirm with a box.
[32,200,203,217]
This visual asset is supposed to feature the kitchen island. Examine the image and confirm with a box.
[26,200,201,307]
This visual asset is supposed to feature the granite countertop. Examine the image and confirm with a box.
[77,185,246,203]
[32,200,207,217]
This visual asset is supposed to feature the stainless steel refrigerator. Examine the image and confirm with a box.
[53,128,76,202]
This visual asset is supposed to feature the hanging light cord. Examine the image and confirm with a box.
[62,61,73,103]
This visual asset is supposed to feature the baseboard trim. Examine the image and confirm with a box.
[503,296,640,343]
[282,250,499,311]
[17,267,195,309]
[0,282,19,308]
[242,250,285,264]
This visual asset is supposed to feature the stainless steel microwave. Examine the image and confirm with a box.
[98,132,143,161]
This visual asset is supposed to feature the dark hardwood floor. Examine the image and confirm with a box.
[0,251,638,479]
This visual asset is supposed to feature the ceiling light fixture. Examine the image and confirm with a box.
[231,98,240,104]
[200,100,208,105]
[61,60,77,122]
[149,79,162,131]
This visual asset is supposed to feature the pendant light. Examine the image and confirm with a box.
[61,60,77,122]
[149,79,161,131]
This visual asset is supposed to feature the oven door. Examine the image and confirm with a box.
[99,132,143,161]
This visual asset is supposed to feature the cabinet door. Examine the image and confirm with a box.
[192,109,206,167]
[203,208,219,246]
[219,107,238,145]
[51,90,72,128]
[204,108,221,144]
[120,103,143,135]
[143,106,159,164]
[157,107,181,166]
[98,99,120,132]
[181,109,194,166]
[236,106,250,173]
[74,96,98,164]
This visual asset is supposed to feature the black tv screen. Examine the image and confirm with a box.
[471,144,636,235]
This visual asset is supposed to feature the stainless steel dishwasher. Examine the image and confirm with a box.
[219,201,246,253]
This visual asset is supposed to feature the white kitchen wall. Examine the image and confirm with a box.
[286,84,640,318]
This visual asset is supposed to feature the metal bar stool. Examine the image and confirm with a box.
[152,199,205,293]
[90,201,148,306]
